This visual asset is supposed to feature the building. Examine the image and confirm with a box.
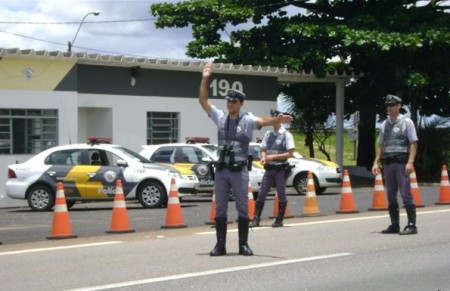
[0,48,355,202]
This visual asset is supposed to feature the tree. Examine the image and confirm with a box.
[151,0,450,170]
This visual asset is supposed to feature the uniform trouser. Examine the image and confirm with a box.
[382,162,414,206]
[256,168,287,203]
[214,167,249,218]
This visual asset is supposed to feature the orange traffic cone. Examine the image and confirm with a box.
[161,178,187,229]
[46,182,77,239]
[410,168,425,208]
[270,192,293,219]
[435,165,450,205]
[336,169,359,214]
[106,179,135,234]
[368,169,388,211]
[247,182,255,220]
[301,171,321,216]
[205,190,216,225]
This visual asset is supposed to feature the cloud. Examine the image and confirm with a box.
[0,0,193,59]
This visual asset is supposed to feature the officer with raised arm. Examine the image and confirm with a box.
[199,61,293,256]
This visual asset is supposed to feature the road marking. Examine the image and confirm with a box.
[196,208,450,235]
[0,241,123,256]
[67,252,352,291]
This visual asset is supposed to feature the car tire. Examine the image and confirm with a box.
[293,173,319,195]
[27,185,55,211]
[137,181,167,208]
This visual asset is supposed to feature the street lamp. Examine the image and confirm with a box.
[68,11,100,52]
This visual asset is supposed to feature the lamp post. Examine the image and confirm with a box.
[68,11,100,52]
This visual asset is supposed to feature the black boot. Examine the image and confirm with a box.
[250,201,265,227]
[210,217,227,256]
[272,202,287,227]
[400,205,418,235]
[238,217,254,256]
[382,204,400,234]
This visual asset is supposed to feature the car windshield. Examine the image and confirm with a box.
[200,144,218,157]
[115,147,152,163]
[249,144,262,160]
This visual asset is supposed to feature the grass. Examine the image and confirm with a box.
[291,131,357,165]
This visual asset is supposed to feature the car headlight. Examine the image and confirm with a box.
[317,165,338,173]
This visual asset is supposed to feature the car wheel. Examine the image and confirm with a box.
[137,181,167,208]
[27,185,55,211]
[293,173,319,195]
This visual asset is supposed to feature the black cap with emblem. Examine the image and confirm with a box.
[385,94,402,105]
[225,89,246,101]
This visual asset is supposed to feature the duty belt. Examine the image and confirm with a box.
[213,161,247,172]
[264,163,288,171]
[381,155,408,164]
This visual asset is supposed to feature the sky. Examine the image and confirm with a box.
[1,0,445,60]
[0,0,195,60]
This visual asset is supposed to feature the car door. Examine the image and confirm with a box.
[44,149,84,198]
[84,149,125,199]
[183,146,214,190]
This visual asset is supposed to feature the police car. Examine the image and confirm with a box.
[139,142,265,198]
[6,138,199,211]
[249,142,342,195]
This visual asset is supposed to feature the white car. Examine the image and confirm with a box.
[139,143,265,198]
[6,139,198,211]
[249,142,342,195]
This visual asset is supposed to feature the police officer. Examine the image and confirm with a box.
[251,110,295,228]
[372,94,419,235]
[199,62,293,256]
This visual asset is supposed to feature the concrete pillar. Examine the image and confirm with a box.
[335,80,345,169]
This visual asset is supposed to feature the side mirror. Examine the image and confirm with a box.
[117,159,128,167]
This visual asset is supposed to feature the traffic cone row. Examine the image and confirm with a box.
[435,165,450,205]
[205,190,216,225]
[336,169,359,214]
[368,168,388,211]
[106,179,135,234]
[161,178,187,229]
[44,165,450,241]
[247,182,255,220]
[301,171,321,216]
[270,193,294,219]
[46,182,78,240]
[410,168,424,208]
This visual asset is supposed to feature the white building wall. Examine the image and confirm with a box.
[0,90,77,204]
[78,93,275,153]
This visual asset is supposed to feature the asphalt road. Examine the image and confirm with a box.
[0,180,442,245]
[1,204,449,291]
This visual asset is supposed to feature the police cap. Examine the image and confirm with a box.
[385,94,402,105]
[225,89,246,101]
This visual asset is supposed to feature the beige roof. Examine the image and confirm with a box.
[0,47,359,83]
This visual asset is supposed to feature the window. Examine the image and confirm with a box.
[181,146,207,163]
[152,147,176,163]
[0,109,58,155]
[88,149,111,166]
[147,112,178,145]
[45,149,81,165]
